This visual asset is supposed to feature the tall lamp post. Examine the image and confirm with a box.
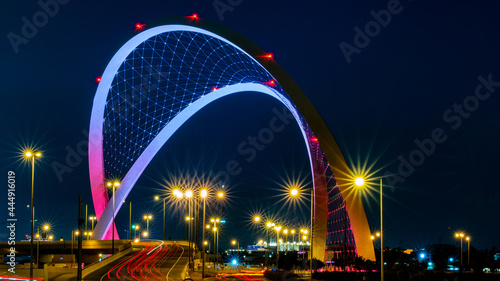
[289,187,313,281]
[89,216,97,231]
[211,218,220,266]
[25,150,42,279]
[200,188,208,278]
[143,215,153,236]
[265,221,274,268]
[106,180,120,255]
[355,177,384,281]
[455,232,465,271]
[466,236,471,269]
[185,190,193,270]
[154,195,167,241]
[274,226,281,267]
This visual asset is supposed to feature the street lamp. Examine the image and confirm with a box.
[283,229,288,251]
[265,221,274,268]
[154,195,167,241]
[132,225,140,239]
[466,236,471,269]
[274,225,282,267]
[143,215,153,235]
[106,180,120,254]
[213,226,219,267]
[290,229,296,251]
[200,188,208,279]
[24,149,42,279]
[290,187,313,281]
[89,216,97,231]
[71,230,79,268]
[185,190,194,271]
[254,216,260,223]
[455,232,465,270]
[356,177,384,281]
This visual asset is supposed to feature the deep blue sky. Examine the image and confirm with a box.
[1,0,499,253]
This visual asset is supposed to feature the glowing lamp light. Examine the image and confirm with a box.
[420,253,426,259]
[266,222,273,228]
[355,177,365,187]
[185,190,193,198]
[43,224,49,231]
[200,189,208,198]
[376,232,380,237]
[290,188,298,196]
[217,191,224,198]
[232,259,237,265]
[154,195,159,201]
[254,216,260,222]
[25,151,32,157]
[134,238,139,243]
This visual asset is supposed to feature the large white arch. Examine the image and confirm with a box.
[89,22,375,261]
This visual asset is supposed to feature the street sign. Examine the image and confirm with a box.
[247,245,265,251]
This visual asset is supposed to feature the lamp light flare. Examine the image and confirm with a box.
[200,189,208,198]
[185,190,193,198]
[217,191,224,198]
[355,177,365,187]
[290,188,298,196]
[254,216,260,222]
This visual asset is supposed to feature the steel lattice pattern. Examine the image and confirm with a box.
[100,28,356,262]
[102,30,286,178]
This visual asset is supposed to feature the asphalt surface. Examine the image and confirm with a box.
[83,241,189,281]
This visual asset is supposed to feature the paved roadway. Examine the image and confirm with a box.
[83,241,189,281]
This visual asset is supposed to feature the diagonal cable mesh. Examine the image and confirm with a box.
[101,28,356,261]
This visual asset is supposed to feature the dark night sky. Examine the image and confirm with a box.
[1,0,499,253]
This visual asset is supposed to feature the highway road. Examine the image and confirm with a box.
[83,241,189,281]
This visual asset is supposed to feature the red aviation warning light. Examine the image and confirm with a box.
[258,53,273,60]
[310,137,318,142]
[135,23,146,31]
[186,13,200,22]
[212,86,218,91]
[96,76,102,83]
[264,79,276,86]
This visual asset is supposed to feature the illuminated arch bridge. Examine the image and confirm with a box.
[89,17,375,262]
